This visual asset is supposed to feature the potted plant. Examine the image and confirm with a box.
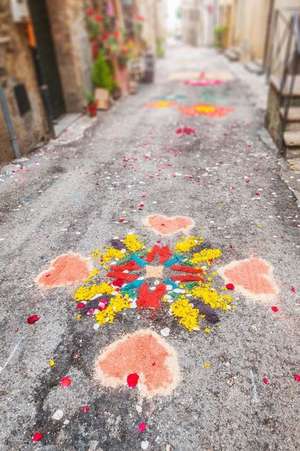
[85,91,98,117]
[214,25,227,50]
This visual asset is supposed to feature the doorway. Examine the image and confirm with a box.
[27,0,65,121]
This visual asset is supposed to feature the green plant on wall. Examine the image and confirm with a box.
[214,25,227,49]
[92,51,115,93]
[156,38,165,58]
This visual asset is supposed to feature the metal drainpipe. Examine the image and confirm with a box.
[0,85,21,159]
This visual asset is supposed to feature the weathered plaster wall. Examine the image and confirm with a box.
[0,0,48,162]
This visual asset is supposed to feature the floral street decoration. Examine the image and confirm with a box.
[144,100,233,118]
[73,234,234,332]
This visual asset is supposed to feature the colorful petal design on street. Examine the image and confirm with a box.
[94,329,180,398]
[73,233,233,332]
[219,257,279,301]
[184,79,224,86]
[143,214,195,236]
[36,254,92,288]
[145,100,176,109]
[179,104,233,117]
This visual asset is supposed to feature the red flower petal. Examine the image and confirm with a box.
[226,283,235,291]
[271,306,279,313]
[263,376,270,385]
[27,314,40,325]
[138,422,147,432]
[81,405,90,413]
[76,303,86,310]
[291,286,296,294]
[294,374,300,382]
[60,376,72,387]
[137,283,166,310]
[127,373,139,388]
[112,279,125,288]
[32,432,43,442]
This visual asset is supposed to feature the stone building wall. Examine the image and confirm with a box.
[0,0,48,162]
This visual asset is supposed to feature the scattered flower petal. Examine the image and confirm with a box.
[60,376,72,387]
[160,327,170,337]
[32,432,43,442]
[138,422,147,432]
[49,359,55,368]
[271,306,279,313]
[263,376,270,385]
[27,314,40,325]
[225,283,235,291]
[80,405,90,413]
[203,361,211,369]
[52,409,64,421]
[127,373,139,388]
[294,374,300,382]
[141,440,149,450]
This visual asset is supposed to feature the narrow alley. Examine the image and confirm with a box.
[0,44,299,451]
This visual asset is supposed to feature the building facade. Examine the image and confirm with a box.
[0,0,92,162]
[217,0,300,65]
[181,0,217,47]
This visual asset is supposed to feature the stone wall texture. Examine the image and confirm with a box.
[0,0,48,162]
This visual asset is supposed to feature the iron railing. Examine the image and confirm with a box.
[267,8,300,135]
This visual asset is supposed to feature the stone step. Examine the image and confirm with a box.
[284,130,300,147]
[286,148,300,159]
[225,48,240,62]
[280,107,300,122]
[244,61,264,75]
[286,122,300,131]
[270,75,300,97]
[287,158,300,172]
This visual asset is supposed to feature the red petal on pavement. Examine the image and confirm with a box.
[80,405,90,413]
[294,374,300,382]
[291,286,296,294]
[76,303,86,310]
[27,314,40,325]
[271,306,279,313]
[263,376,270,385]
[226,283,235,291]
[32,432,43,442]
[60,376,72,387]
[138,422,147,432]
[127,373,139,388]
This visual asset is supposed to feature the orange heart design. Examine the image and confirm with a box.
[144,214,194,236]
[219,257,279,301]
[95,329,180,398]
[36,253,91,288]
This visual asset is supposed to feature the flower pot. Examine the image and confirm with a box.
[87,102,97,117]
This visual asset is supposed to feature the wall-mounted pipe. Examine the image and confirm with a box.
[0,85,21,159]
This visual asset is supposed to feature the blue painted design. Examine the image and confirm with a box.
[164,254,183,267]
[131,254,147,267]
[164,278,179,290]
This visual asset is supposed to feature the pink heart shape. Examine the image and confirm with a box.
[36,253,91,288]
[219,257,279,301]
[95,329,180,398]
[144,214,194,236]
